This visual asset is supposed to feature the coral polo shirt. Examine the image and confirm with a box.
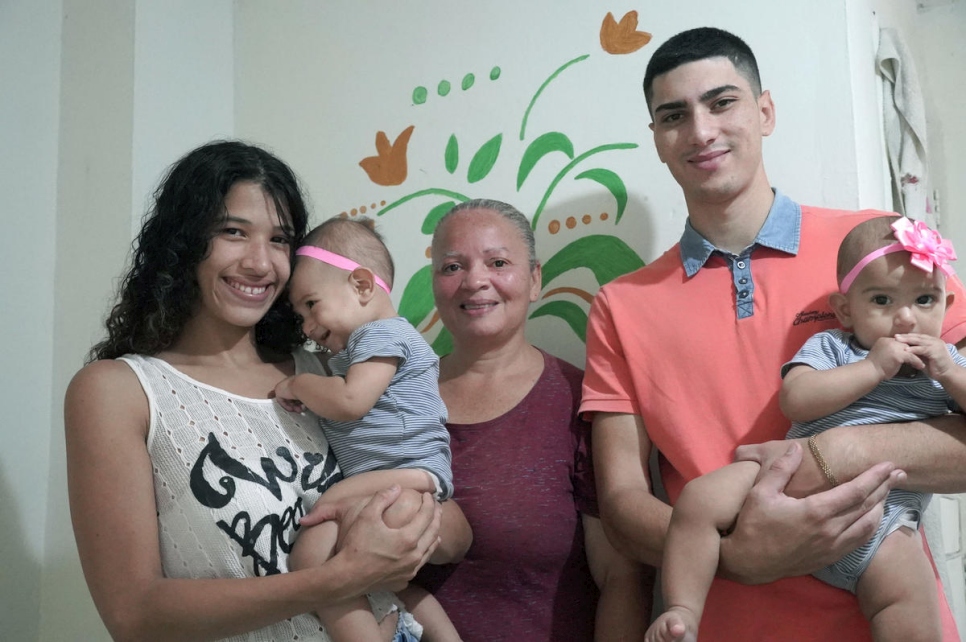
[582,191,966,641]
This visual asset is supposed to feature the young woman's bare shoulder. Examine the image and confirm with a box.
[68,358,142,394]
[66,359,149,437]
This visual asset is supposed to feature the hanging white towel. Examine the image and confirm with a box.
[876,28,931,225]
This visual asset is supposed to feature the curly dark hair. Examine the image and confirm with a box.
[88,140,310,362]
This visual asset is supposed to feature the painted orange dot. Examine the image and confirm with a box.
[360,205,368,213]
[381,200,386,206]
[425,246,432,258]
[549,220,561,234]
[566,216,577,229]
[582,214,592,224]
[350,208,358,216]
[339,211,348,218]
[600,212,609,221]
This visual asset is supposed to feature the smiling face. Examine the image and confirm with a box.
[831,252,952,349]
[288,259,371,353]
[649,56,774,207]
[431,208,541,348]
[193,181,294,331]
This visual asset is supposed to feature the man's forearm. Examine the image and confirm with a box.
[599,487,672,567]
[816,414,966,493]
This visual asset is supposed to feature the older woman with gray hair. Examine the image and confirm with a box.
[414,199,651,641]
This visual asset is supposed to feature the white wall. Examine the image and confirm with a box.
[130,0,235,235]
[870,0,966,248]
[915,1,966,259]
[36,2,235,640]
[40,1,138,638]
[234,0,876,367]
[0,1,62,639]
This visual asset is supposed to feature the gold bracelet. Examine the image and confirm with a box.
[807,435,839,488]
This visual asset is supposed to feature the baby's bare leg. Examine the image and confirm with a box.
[656,463,759,636]
[399,585,462,642]
[855,526,941,642]
[384,490,461,641]
[290,514,390,641]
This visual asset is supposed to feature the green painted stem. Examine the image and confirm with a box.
[531,143,638,229]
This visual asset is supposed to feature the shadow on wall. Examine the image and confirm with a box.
[0,462,42,640]
[0,459,110,641]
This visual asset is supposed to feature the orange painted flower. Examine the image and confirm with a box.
[359,125,415,186]
[599,11,652,55]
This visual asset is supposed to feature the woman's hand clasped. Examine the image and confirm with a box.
[314,485,442,593]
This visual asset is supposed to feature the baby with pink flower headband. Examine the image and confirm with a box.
[644,214,966,642]
[778,215,966,640]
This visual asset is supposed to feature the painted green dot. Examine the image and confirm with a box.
[489,66,501,81]
[461,73,475,90]
[412,86,428,104]
[438,80,451,96]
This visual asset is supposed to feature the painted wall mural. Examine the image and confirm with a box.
[336,11,654,356]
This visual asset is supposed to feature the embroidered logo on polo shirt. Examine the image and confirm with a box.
[793,310,836,326]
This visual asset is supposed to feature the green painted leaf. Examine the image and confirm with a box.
[516,132,575,190]
[421,201,457,235]
[397,265,436,328]
[466,134,503,183]
[431,327,454,357]
[445,135,458,174]
[542,235,645,287]
[530,300,587,343]
[575,168,629,223]
[530,142,638,229]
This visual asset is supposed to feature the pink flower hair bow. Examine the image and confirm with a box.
[839,217,957,293]
[891,217,957,276]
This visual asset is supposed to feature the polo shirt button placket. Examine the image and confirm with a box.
[732,254,755,319]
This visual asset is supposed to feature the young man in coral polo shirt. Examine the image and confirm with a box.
[581,27,966,641]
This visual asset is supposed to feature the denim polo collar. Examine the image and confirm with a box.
[679,189,802,277]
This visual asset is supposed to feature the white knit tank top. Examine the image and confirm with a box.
[120,349,401,641]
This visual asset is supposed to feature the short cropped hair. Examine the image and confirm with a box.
[643,27,762,114]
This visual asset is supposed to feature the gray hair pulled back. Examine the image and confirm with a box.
[434,199,537,270]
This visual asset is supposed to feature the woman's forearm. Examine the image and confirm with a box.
[101,562,367,642]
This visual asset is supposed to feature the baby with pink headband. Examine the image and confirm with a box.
[646,216,966,642]
[274,217,459,642]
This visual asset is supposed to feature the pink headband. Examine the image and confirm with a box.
[839,217,956,294]
[295,246,391,294]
